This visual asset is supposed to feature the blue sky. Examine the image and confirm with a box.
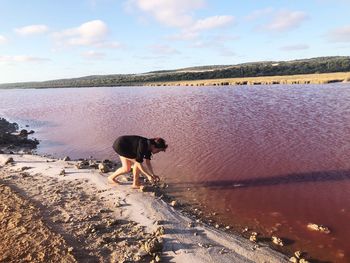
[0,0,350,83]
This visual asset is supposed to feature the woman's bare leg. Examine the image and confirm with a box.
[132,165,141,189]
[108,156,131,185]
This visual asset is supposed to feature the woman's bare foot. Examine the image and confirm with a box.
[108,177,120,185]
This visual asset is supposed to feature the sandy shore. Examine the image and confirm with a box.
[0,153,289,263]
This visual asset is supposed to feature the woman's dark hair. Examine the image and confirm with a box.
[150,137,168,151]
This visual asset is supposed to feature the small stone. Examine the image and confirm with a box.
[219,248,228,254]
[143,237,163,254]
[155,226,165,236]
[249,232,258,242]
[198,242,210,248]
[307,223,330,234]
[272,236,284,246]
[225,226,231,230]
[155,254,161,262]
[20,166,31,171]
[289,256,298,263]
[68,247,74,252]
[59,169,66,176]
[4,157,14,165]
[294,251,303,259]
[160,183,168,188]
[98,163,109,173]
[63,156,71,161]
[170,200,177,207]
[242,227,249,233]
[20,172,30,178]
[193,232,198,236]
[188,222,194,228]
[215,224,220,229]
[299,259,310,263]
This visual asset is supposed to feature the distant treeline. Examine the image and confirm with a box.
[1,56,350,89]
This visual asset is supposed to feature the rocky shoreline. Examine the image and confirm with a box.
[0,117,319,262]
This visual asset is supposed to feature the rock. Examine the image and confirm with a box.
[143,237,163,254]
[160,183,168,188]
[307,223,330,234]
[63,156,71,161]
[155,254,161,262]
[20,166,31,171]
[188,222,194,228]
[289,256,298,263]
[19,129,29,136]
[299,259,310,263]
[271,236,284,246]
[198,242,210,248]
[242,227,249,233]
[20,172,30,178]
[170,200,177,207]
[88,160,98,168]
[249,232,258,242]
[98,163,109,173]
[225,226,231,230]
[155,226,165,236]
[193,232,198,236]
[219,248,228,254]
[59,169,66,176]
[4,157,14,165]
[215,224,220,229]
[76,161,89,169]
[294,251,303,259]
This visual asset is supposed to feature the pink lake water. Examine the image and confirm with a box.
[1,85,350,262]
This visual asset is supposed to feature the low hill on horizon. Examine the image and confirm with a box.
[1,56,350,89]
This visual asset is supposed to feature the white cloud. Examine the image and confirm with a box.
[149,44,180,55]
[95,41,123,49]
[15,24,49,36]
[81,50,106,59]
[280,44,310,51]
[127,0,235,42]
[52,20,119,48]
[263,10,308,32]
[167,15,235,41]
[191,16,235,32]
[0,35,8,44]
[128,0,205,28]
[327,25,350,42]
[245,7,273,21]
[0,55,50,63]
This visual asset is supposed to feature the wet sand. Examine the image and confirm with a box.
[0,153,289,263]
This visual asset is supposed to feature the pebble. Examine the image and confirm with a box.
[307,223,331,234]
[4,157,14,165]
[271,236,284,246]
[188,222,194,228]
[249,232,258,242]
[170,200,177,207]
[219,248,229,254]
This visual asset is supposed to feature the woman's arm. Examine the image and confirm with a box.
[145,159,160,182]
[134,161,156,183]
